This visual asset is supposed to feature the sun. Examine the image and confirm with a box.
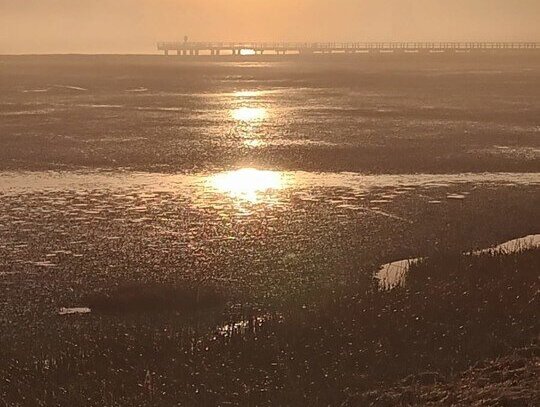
[239,49,256,56]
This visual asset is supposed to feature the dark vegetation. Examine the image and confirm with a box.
[86,283,226,315]
[1,248,538,406]
[352,348,540,406]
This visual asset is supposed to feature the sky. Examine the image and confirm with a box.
[1,0,539,54]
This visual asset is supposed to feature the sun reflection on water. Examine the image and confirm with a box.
[231,107,267,122]
[233,90,262,98]
[209,168,288,203]
[230,89,269,147]
[243,139,266,148]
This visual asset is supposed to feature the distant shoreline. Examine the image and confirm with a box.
[3,45,539,57]
[2,51,540,61]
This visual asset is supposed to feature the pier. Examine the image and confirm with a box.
[157,41,540,56]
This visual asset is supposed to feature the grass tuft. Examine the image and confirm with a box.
[86,282,226,314]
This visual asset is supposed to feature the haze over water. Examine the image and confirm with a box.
[2,0,540,53]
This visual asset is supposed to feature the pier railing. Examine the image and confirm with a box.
[157,41,540,55]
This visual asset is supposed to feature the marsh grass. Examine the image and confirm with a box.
[86,282,226,315]
[1,248,538,406]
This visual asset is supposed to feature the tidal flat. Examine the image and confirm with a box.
[1,54,539,405]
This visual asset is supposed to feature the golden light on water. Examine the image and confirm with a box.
[230,90,268,148]
[233,90,262,98]
[244,139,266,148]
[210,168,287,203]
[231,107,267,122]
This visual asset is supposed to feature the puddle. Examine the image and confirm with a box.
[59,307,91,315]
[217,314,276,338]
[0,109,56,116]
[377,234,540,289]
[473,234,540,255]
[32,261,57,268]
[22,89,50,93]
[367,208,412,223]
[136,107,185,112]
[377,259,420,289]
[447,194,466,200]
[126,87,148,93]
[85,104,124,109]
[53,85,88,91]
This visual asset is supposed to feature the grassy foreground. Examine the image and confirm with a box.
[2,248,539,406]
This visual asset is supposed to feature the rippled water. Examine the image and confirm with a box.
[1,170,538,232]
[1,56,539,174]
[1,56,539,310]
[1,168,538,283]
[2,169,538,198]
[58,307,91,316]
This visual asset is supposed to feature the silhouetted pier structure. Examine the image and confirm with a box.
[158,41,540,56]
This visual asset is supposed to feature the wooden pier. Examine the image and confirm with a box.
[157,41,540,56]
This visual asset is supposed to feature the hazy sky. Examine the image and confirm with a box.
[1,0,539,54]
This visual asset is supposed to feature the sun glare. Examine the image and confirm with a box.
[233,90,262,98]
[231,107,267,122]
[243,139,266,148]
[210,168,286,203]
